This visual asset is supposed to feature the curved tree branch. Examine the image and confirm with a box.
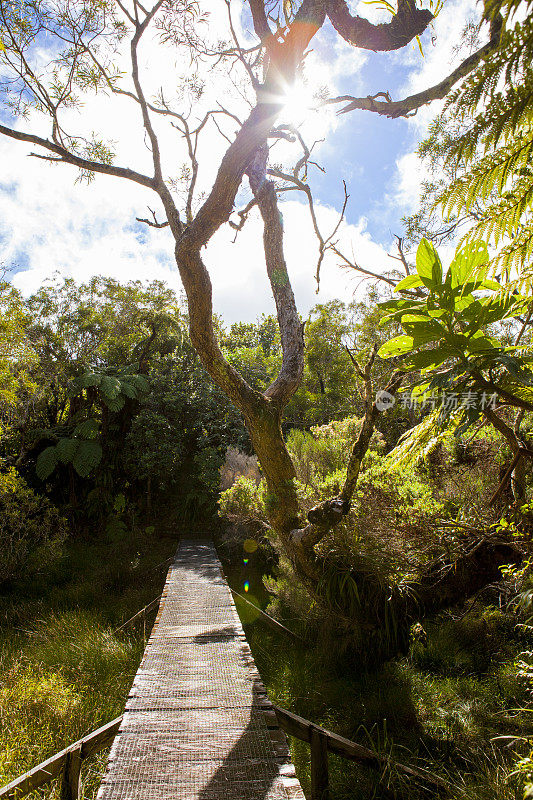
[248,0,272,42]
[326,0,433,52]
[247,145,304,405]
[291,362,404,552]
[328,13,504,117]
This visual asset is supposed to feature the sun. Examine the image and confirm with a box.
[279,80,316,126]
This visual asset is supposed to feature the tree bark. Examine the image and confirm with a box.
[327,0,433,52]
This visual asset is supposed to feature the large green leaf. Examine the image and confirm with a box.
[448,240,489,288]
[378,335,417,358]
[380,298,423,311]
[395,274,423,292]
[453,294,476,313]
[56,437,80,464]
[36,446,59,480]
[72,441,102,478]
[466,334,500,353]
[476,294,527,327]
[416,238,442,289]
[402,346,457,371]
[400,314,446,339]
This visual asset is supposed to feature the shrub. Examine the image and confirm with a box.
[287,418,385,490]
[0,468,66,586]
[219,476,266,523]
[219,446,260,490]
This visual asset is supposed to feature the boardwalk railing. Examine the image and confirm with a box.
[0,717,123,800]
[0,705,446,800]
[113,595,161,637]
[0,550,445,800]
[273,705,447,800]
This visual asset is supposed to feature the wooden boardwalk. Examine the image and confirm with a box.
[97,540,305,800]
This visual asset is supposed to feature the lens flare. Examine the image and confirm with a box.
[243,538,258,554]
[243,558,249,564]
[244,581,250,593]
[280,80,316,126]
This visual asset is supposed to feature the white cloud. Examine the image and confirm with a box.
[207,198,392,321]
[396,0,481,130]
[2,129,392,321]
[388,150,429,219]
[0,0,400,324]
[383,0,484,233]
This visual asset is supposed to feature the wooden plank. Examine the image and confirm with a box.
[0,717,123,800]
[310,726,329,800]
[60,746,82,800]
[273,705,447,790]
[97,541,307,800]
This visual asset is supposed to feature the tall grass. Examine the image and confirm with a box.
[0,526,179,798]
[233,583,533,800]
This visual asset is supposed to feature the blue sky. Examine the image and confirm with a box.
[0,0,478,321]
[296,39,417,238]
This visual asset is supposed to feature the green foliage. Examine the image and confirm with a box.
[410,5,533,282]
[36,434,103,480]
[221,298,406,437]
[69,369,150,413]
[1,275,245,525]
[0,0,126,179]
[219,477,266,522]
[0,526,177,793]
[72,440,103,478]
[0,468,65,585]
[35,445,59,480]
[123,409,180,483]
[238,570,532,800]
[286,417,379,489]
[73,418,99,440]
[379,238,532,430]
[0,282,38,412]
[386,409,452,467]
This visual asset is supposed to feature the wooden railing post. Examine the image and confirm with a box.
[0,716,122,800]
[60,746,82,800]
[310,725,329,800]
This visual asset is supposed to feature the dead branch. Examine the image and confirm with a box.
[136,208,169,228]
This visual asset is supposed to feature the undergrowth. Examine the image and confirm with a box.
[229,576,533,800]
[0,522,180,799]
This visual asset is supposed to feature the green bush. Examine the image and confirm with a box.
[286,417,385,490]
[0,468,66,586]
[219,476,266,522]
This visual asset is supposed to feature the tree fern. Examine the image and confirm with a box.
[56,437,80,464]
[70,369,149,408]
[413,5,533,284]
[72,441,102,478]
[36,446,59,480]
[99,375,122,400]
[73,418,99,439]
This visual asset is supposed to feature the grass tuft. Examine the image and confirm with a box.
[0,524,179,798]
